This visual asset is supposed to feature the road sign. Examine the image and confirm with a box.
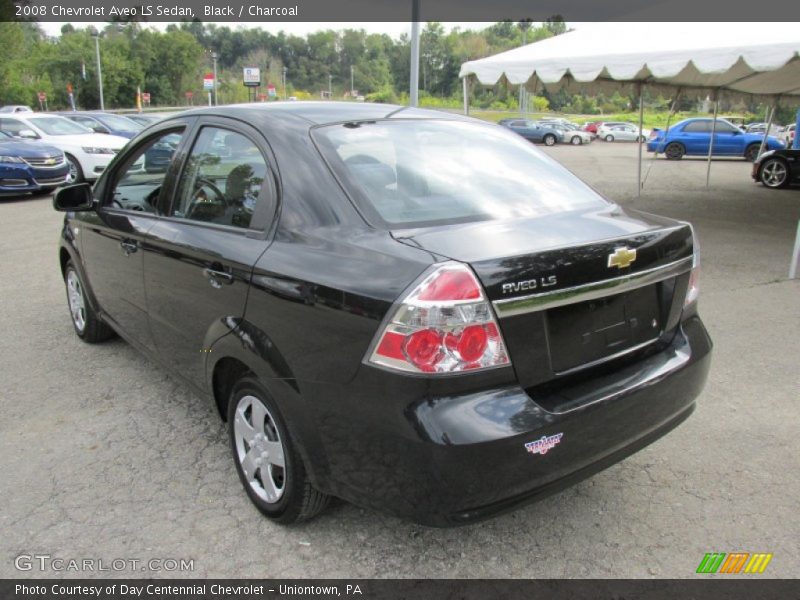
[243,67,261,87]
[203,73,214,91]
[66,83,73,94]
[38,91,46,102]
[267,83,276,97]
[185,91,194,99]
[142,92,151,102]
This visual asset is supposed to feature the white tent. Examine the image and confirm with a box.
[459,22,800,192]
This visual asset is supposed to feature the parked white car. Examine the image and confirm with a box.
[0,113,128,183]
[783,124,796,147]
[598,123,650,142]
[548,123,594,145]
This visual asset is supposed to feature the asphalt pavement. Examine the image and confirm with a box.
[1,140,798,578]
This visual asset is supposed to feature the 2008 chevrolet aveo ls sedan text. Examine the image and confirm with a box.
[53,103,711,526]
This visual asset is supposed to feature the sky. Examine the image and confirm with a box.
[38,21,501,39]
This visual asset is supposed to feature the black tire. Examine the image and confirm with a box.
[570,136,582,145]
[64,261,115,343]
[543,134,556,146]
[65,154,85,184]
[605,134,614,142]
[744,144,761,163]
[664,142,685,160]
[758,157,790,189]
[228,376,329,524]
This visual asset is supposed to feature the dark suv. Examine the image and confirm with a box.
[54,103,711,526]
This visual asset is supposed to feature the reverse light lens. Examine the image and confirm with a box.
[82,147,117,155]
[0,155,24,163]
[684,265,700,307]
[367,262,511,374]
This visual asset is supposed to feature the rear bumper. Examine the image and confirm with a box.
[308,316,711,526]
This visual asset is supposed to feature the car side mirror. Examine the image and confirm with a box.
[53,183,95,212]
[93,125,111,134]
[18,129,38,139]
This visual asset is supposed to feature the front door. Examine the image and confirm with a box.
[79,125,190,349]
[144,119,278,386]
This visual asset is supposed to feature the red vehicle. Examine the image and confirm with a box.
[582,121,602,134]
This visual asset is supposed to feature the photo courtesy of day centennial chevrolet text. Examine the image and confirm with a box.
[53,102,712,526]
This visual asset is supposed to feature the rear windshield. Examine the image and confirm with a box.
[314,119,607,228]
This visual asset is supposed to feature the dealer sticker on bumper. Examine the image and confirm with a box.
[525,433,563,456]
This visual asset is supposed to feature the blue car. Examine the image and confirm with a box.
[0,130,69,195]
[57,112,144,139]
[647,117,785,161]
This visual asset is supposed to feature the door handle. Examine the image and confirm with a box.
[203,267,234,288]
[120,240,137,256]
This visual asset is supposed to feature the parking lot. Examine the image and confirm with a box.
[1,140,798,578]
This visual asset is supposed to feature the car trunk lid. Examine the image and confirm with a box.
[392,206,694,390]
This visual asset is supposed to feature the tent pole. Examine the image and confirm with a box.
[756,97,777,160]
[637,83,644,198]
[643,87,682,188]
[462,76,469,116]
[706,92,719,188]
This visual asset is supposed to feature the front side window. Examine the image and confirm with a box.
[108,130,184,213]
[315,119,608,228]
[173,127,268,229]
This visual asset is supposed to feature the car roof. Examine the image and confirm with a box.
[171,102,468,128]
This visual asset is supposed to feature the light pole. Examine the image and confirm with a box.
[211,51,219,106]
[350,65,354,96]
[282,66,287,100]
[328,74,332,98]
[92,29,104,110]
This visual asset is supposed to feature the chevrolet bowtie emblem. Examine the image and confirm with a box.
[607,246,637,269]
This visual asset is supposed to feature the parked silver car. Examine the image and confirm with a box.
[598,123,650,142]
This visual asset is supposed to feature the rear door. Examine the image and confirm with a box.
[144,117,278,387]
[678,120,711,154]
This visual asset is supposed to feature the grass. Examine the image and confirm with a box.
[465,109,721,129]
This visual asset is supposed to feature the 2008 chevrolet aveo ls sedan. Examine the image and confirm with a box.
[54,103,711,526]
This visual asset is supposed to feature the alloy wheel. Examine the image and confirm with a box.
[66,269,86,333]
[761,159,788,188]
[544,135,556,146]
[65,158,79,184]
[233,394,286,504]
[571,136,582,145]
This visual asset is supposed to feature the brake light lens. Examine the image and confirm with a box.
[367,262,511,374]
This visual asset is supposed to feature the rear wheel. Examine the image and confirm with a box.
[543,134,556,146]
[664,142,685,160]
[64,262,114,342]
[744,144,761,162]
[228,376,329,523]
[759,157,789,188]
[604,134,614,142]
[570,136,582,145]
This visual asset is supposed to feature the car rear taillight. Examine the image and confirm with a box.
[367,262,510,374]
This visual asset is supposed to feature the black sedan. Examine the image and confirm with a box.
[53,103,711,526]
[498,118,563,146]
[752,148,800,188]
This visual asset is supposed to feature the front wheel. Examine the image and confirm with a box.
[228,376,329,523]
[570,136,582,145]
[543,134,556,146]
[64,262,114,342]
[65,155,84,184]
[605,134,614,142]
[759,158,789,188]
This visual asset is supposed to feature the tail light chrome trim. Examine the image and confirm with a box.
[492,255,694,318]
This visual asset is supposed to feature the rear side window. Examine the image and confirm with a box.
[173,127,268,229]
[314,119,607,228]
[683,121,710,133]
